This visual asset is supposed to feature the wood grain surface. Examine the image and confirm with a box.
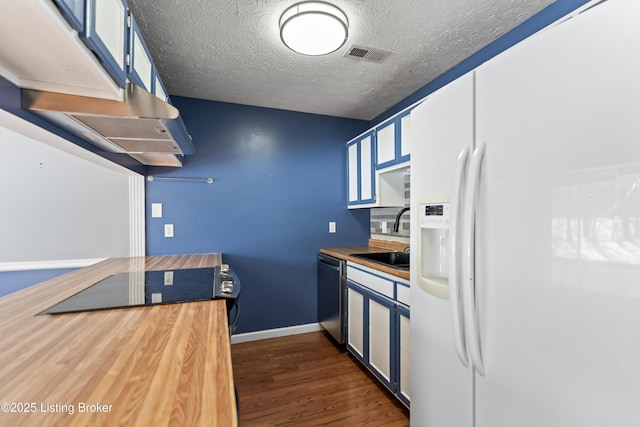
[320,239,410,280]
[0,254,237,427]
[232,331,409,426]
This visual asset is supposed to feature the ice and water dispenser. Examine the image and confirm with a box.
[417,195,452,299]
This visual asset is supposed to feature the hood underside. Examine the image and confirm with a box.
[21,83,194,167]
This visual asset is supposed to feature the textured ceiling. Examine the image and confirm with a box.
[127,0,554,120]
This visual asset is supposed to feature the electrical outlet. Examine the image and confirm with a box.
[382,221,388,233]
[164,224,174,237]
[164,271,174,285]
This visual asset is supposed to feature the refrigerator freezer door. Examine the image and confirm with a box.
[474,0,640,425]
[410,71,475,426]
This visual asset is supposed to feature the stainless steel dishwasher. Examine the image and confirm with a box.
[317,253,346,344]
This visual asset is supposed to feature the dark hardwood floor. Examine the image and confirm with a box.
[231,331,410,426]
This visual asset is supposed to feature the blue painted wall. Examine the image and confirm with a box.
[369,0,592,126]
[0,269,77,298]
[145,99,370,333]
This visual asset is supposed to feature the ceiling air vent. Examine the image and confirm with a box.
[344,45,390,62]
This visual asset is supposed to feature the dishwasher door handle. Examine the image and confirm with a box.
[318,255,342,272]
[319,262,341,272]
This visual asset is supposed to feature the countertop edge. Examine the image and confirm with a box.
[0,253,236,427]
[320,246,410,281]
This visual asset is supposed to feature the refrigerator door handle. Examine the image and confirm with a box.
[449,145,471,367]
[463,141,486,376]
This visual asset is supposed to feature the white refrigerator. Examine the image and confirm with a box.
[409,0,640,426]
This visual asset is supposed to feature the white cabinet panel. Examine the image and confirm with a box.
[347,265,394,299]
[359,135,373,202]
[376,121,396,167]
[396,283,410,306]
[375,110,412,169]
[84,0,128,87]
[347,284,365,359]
[154,75,168,101]
[368,296,393,384]
[347,142,359,203]
[129,17,153,91]
[94,0,125,65]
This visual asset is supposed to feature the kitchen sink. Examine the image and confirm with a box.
[350,252,410,270]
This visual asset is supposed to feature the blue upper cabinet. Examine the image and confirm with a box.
[153,71,170,102]
[82,0,128,88]
[347,107,414,208]
[347,130,376,207]
[375,118,397,169]
[374,108,412,170]
[51,0,85,32]
[129,14,173,103]
[127,15,154,92]
[396,109,412,165]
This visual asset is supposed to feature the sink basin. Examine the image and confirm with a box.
[350,252,410,270]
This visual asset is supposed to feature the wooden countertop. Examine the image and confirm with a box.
[0,254,237,427]
[321,239,410,281]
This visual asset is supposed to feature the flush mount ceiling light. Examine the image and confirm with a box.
[279,2,349,56]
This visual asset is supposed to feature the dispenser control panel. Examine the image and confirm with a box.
[420,202,450,229]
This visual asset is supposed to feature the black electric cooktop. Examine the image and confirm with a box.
[41,267,239,315]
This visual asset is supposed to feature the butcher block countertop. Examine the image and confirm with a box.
[0,253,237,427]
[321,239,410,280]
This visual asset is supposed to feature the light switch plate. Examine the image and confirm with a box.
[329,221,336,233]
[151,203,163,218]
[164,224,174,237]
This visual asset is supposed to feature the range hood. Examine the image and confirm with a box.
[21,83,195,167]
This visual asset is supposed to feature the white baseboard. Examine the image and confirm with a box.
[231,323,323,344]
[0,258,105,272]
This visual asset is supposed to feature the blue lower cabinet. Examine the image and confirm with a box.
[346,266,410,407]
[396,304,411,407]
[346,281,367,364]
[367,290,396,391]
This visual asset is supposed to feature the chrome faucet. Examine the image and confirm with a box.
[393,207,410,232]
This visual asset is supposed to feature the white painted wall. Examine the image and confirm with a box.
[0,110,143,267]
